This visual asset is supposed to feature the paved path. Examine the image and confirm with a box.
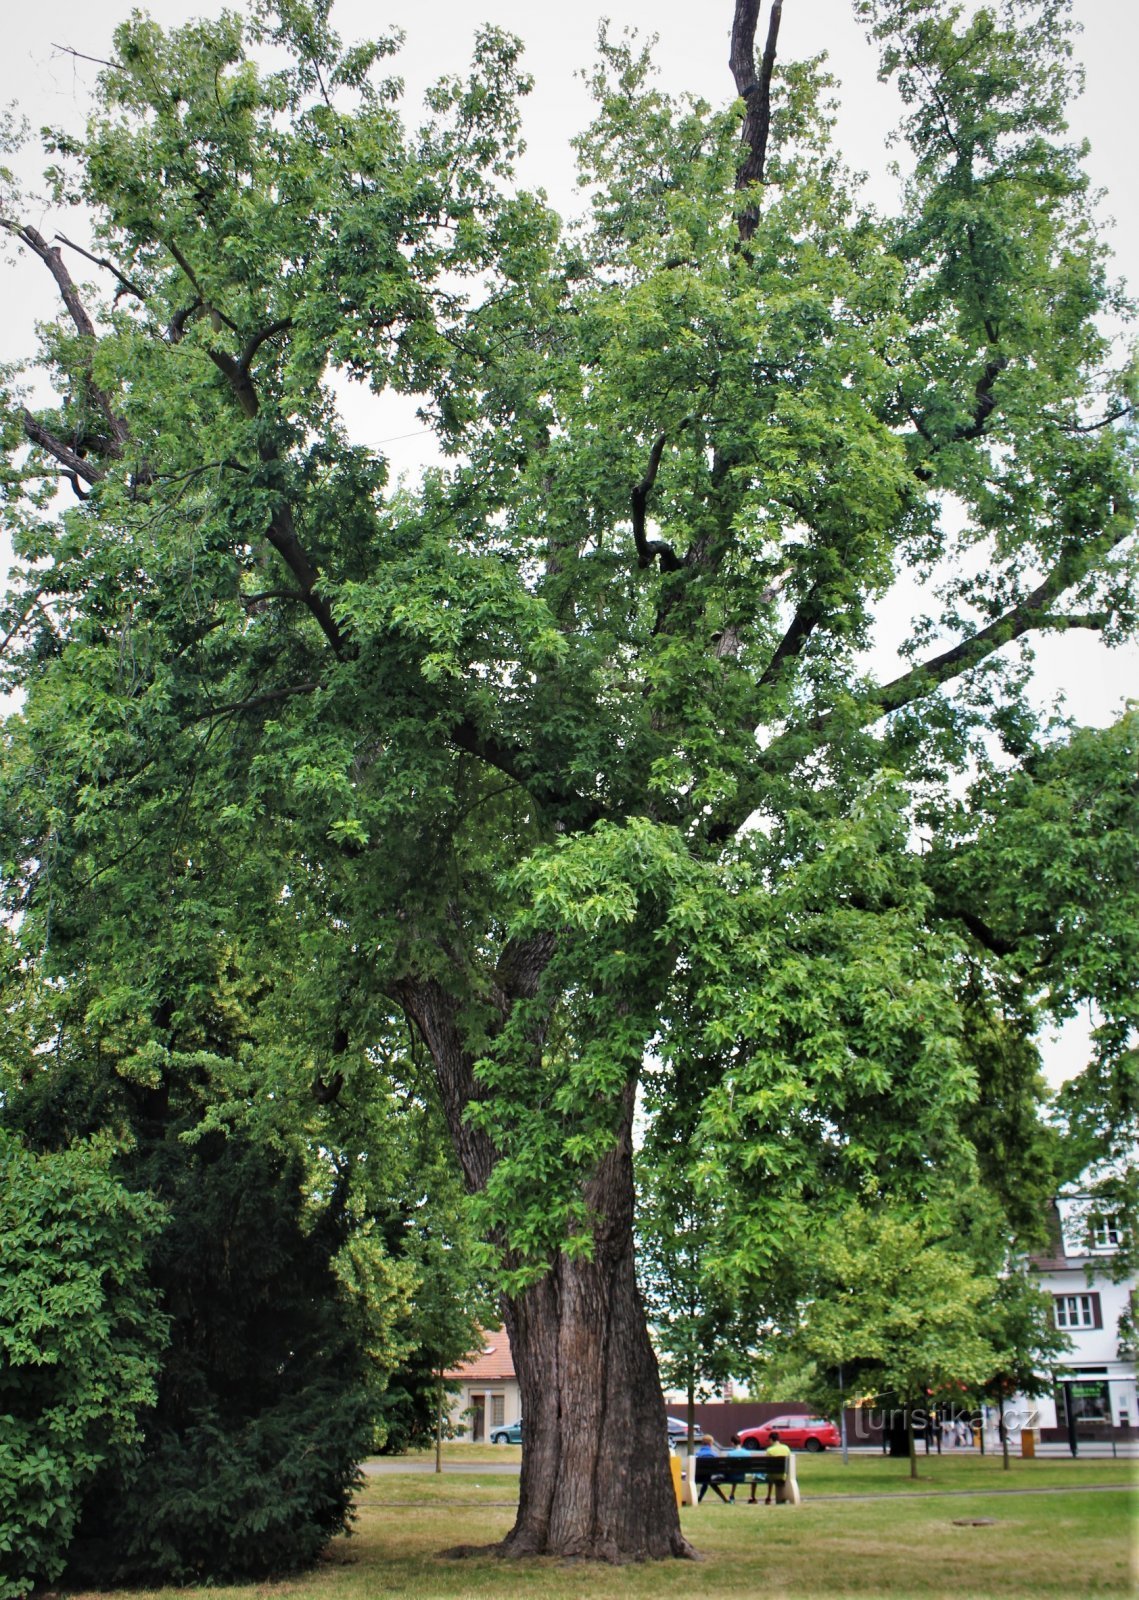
[362,1459,520,1475]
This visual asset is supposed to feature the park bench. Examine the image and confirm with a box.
[691,1450,801,1506]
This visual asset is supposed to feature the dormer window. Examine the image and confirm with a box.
[1091,1216,1120,1251]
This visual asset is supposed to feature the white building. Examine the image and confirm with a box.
[1027,1196,1136,1437]
[443,1327,522,1442]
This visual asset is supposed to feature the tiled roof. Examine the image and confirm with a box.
[443,1328,516,1382]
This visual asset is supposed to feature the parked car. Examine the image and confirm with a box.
[737,1415,840,1452]
[666,1416,695,1443]
[489,1419,523,1444]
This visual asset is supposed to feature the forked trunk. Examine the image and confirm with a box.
[499,1102,692,1561]
[400,973,694,1562]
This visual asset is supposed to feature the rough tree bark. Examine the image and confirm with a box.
[501,1086,689,1562]
[398,972,695,1563]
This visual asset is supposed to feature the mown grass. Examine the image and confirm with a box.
[58,1453,1136,1600]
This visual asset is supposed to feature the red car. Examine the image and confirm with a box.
[738,1415,840,1452]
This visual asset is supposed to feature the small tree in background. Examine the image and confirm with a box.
[978,1270,1070,1470]
[0,942,446,1584]
[638,1151,741,1449]
[750,1207,998,1478]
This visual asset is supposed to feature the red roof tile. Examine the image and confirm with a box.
[443,1327,516,1382]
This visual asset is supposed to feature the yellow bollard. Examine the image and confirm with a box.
[669,1451,684,1509]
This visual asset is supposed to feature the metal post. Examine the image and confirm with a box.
[839,1364,849,1466]
[1063,1381,1078,1458]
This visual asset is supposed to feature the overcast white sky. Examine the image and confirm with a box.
[1,2,1134,1079]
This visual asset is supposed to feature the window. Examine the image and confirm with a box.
[1092,1216,1120,1250]
[491,1393,505,1427]
[1054,1293,1101,1330]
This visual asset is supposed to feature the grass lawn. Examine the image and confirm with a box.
[58,1453,1136,1600]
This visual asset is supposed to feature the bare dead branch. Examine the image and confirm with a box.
[1,219,98,340]
[3,219,130,451]
[51,42,117,69]
[56,234,147,302]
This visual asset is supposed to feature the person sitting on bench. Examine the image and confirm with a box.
[695,1436,728,1503]
[763,1431,792,1505]
[727,1434,765,1504]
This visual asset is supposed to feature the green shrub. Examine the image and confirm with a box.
[0,1133,165,1600]
[64,1133,374,1585]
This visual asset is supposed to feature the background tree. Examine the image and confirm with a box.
[0,0,1134,1563]
[976,1269,1070,1470]
[749,1205,999,1478]
[636,1129,749,1449]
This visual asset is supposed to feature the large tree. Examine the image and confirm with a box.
[1,0,1134,1563]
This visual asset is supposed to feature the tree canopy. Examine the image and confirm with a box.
[0,0,1134,1565]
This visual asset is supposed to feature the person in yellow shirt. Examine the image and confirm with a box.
[763,1430,792,1505]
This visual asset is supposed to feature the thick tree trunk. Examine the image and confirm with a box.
[499,1092,692,1561]
[399,973,694,1562]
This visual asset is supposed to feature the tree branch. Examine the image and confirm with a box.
[2,219,98,339]
[4,219,129,451]
[21,410,104,485]
[756,585,822,689]
[630,434,682,572]
[945,905,1017,959]
[165,239,240,333]
[0,589,45,659]
[730,0,782,242]
[238,318,293,371]
[707,515,1134,845]
[167,300,203,342]
[262,504,348,657]
[55,233,147,302]
[1066,406,1132,435]
[195,680,321,721]
[957,355,1008,443]
[50,42,117,69]
[208,348,260,418]
[871,540,1126,719]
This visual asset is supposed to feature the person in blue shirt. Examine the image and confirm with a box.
[726,1433,765,1504]
[695,1436,729,1503]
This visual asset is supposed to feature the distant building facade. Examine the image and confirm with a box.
[442,1327,521,1441]
[1027,1196,1136,1439]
